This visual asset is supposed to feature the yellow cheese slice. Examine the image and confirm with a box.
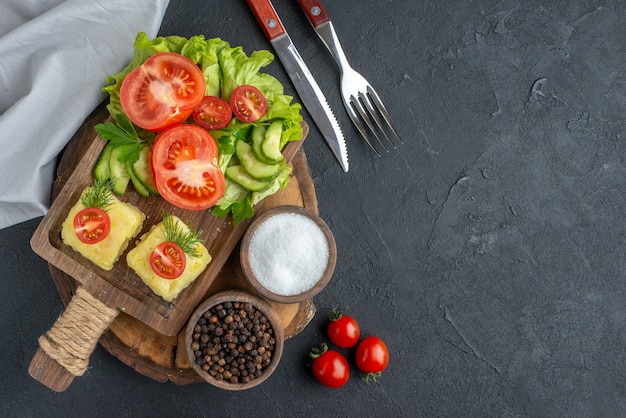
[61,187,145,271]
[126,215,211,302]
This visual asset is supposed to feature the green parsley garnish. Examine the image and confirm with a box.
[94,113,146,165]
[162,213,204,258]
[81,179,114,210]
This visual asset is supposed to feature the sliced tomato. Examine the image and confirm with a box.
[151,124,226,210]
[73,207,111,244]
[192,96,232,130]
[230,85,267,123]
[150,242,186,279]
[120,52,206,132]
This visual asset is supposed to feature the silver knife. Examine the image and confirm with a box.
[246,0,349,172]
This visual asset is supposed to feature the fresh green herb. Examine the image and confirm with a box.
[213,130,238,156]
[162,213,204,258]
[94,113,145,165]
[228,198,255,225]
[81,178,114,211]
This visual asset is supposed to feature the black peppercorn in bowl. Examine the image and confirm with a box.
[185,290,285,390]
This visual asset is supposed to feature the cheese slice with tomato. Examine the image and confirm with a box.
[61,188,145,271]
[126,216,211,302]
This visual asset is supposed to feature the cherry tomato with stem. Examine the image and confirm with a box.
[327,309,360,348]
[309,343,350,388]
[355,336,389,383]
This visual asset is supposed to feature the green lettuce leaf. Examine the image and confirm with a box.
[102,32,304,223]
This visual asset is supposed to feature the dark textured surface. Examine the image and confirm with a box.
[3,0,626,416]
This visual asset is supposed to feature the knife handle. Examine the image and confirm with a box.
[246,0,286,41]
[297,0,330,28]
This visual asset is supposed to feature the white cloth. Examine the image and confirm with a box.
[0,0,169,230]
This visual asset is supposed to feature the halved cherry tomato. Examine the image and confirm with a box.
[73,207,111,244]
[327,310,360,348]
[192,96,232,130]
[355,336,389,382]
[230,85,267,123]
[120,52,206,132]
[151,124,226,210]
[150,242,186,279]
[310,344,350,388]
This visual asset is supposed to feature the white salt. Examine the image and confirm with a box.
[248,212,329,296]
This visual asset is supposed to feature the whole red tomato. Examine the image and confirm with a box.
[355,336,389,382]
[309,343,350,388]
[327,309,360,348]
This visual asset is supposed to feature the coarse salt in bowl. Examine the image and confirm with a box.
[240,206,337,303]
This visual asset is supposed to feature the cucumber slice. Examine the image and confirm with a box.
[131,145,159,195]
[261,120,285,163]
[126,161,150,197]
[235,140,281,181]
[251,125,271,164]
[251,166,292,206]
[109,146,131,195]
[226,165,271,191]
[93,143,113,181]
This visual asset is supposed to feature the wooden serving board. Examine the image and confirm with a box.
[33,102,318,386]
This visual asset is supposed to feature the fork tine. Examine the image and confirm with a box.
[345,98,382,156]
[366,86,403,145]
[353,94,389,153]
[298,5,401,156]
[357,91,389,152]
[361,91,396,150]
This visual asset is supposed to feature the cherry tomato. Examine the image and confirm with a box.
[120,52,206,132]
[73,207,111,244]
[230,85,267,123]
[192,96,232,130]
[150,241,186,279]
[327,310,360,348]
[151,124,226,210]
[310,344,350,388]
[355,336,389,382]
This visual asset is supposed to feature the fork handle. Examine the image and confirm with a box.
[246,0,286,41]
[297,0,349,74]
[297,0,330,27]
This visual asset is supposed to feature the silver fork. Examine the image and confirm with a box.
[297,0,402,156]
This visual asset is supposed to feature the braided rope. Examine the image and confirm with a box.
[38,287,118,376]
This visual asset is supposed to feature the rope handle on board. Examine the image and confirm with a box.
[29,287,119,392]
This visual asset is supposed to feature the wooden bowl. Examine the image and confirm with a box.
[240,205,337,303]
[185,290,285,390]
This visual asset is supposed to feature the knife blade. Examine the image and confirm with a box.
[246,0,349,172]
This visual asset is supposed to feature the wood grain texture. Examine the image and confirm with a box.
[245,0,286,41]
[41,102,318,385]
[297,0,331,27]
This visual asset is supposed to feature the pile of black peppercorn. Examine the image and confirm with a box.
[190,301,276,384]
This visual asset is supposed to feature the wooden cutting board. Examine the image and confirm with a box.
[29,102,318,389]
